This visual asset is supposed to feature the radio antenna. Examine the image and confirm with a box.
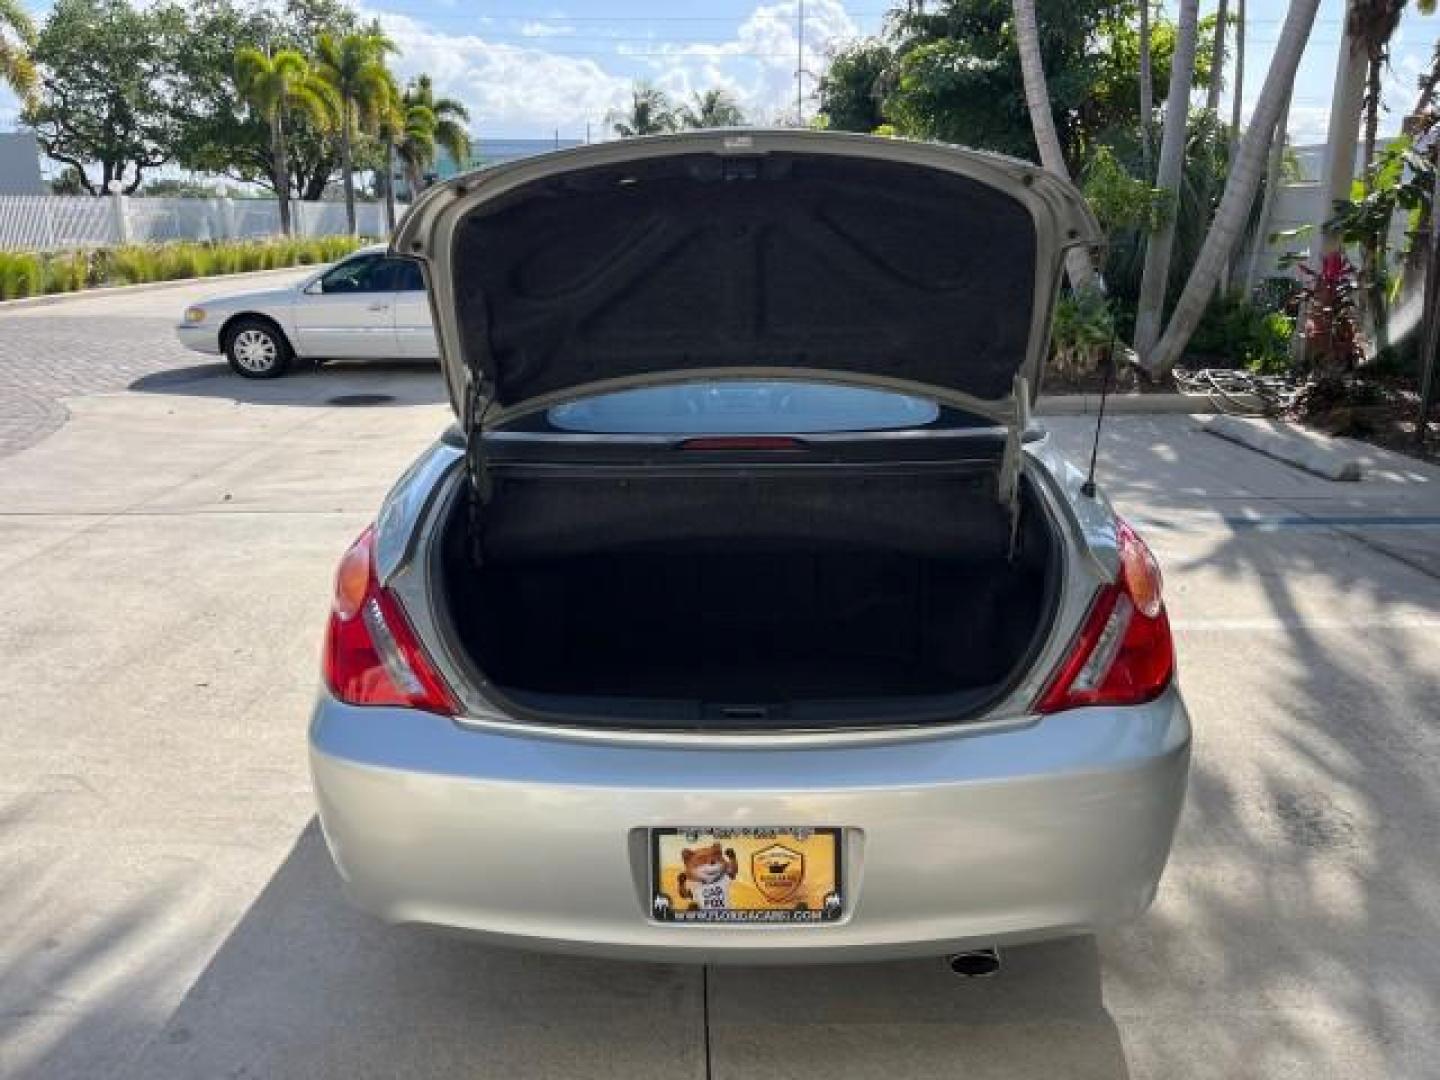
[1081,316,1120,499]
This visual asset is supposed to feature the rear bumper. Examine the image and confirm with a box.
[175,323,222,354]
[309,689,1190,963]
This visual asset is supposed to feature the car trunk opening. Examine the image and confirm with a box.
[435,465,1061,730]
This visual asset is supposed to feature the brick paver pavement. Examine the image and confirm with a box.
[0,271,310,457]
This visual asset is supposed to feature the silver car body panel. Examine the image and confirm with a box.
[310,681,1189,963]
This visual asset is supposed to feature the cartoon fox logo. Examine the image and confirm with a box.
[677,843,739,910]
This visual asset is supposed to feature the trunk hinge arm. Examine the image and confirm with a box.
[998,375,1030,560]
[463,373,494,566]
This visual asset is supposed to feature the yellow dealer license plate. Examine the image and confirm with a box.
[650,827,844,924]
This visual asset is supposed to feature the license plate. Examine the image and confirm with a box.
[650,827,844,924]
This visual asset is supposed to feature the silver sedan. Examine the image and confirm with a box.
[308,131,1191,966]
[175,244,438,378]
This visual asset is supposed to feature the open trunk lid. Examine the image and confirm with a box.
[392,130,1100,435]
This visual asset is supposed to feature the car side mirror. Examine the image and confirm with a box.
[303,280,324,296]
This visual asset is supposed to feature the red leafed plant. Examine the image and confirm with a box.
[1295,251,1366,374]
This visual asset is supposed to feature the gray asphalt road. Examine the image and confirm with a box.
[2,289,1440,1079]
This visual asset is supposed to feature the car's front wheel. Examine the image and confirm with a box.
[225,318,291,379]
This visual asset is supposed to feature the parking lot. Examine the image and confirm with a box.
[3,280,1440,1079]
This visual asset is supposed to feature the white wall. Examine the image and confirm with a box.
[0,194,400,251]
[1238,180,1414,286]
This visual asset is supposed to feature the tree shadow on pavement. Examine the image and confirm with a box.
[708,938,1127,1079]
[111,820,703,1080]
[90,821,1125,1080]
[128,361,449,410]
[1066,414,1440,1078]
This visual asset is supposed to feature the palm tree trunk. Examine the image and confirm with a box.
[1359,53,1386,348]
[1414,51,1439,117]
[1229,0,1246,143]
[1139,0,1154,177]
[1244,88,1290,290]
[1011,0,1094,289]
[1220,0,1247,291]
[341,98,357,236]
[405,158,423,201]
[1290,4,1366,364]
[1361,56,1382,180]
[1133,0,1201,369]
[1145,0,1323,376]
[1313,9,1367,261]
[1205,0,1229,115]
[383,138,397,235]
[273,111,291,238]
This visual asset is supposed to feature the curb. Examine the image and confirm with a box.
[0,264,325,312]
[1036,392,1243,416]
[1201,414,1363,481]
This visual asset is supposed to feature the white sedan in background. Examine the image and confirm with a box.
[175,244,438,378]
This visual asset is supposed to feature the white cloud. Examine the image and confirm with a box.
[620,0,860,123]
[360,0,863,138]
[519,21,576,38]
[365,9,631,136]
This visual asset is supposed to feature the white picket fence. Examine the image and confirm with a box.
[0,194,401,251]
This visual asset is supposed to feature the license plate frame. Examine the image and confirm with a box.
[649,827,844,924]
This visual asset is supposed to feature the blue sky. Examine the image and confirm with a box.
[3,0,1437,148]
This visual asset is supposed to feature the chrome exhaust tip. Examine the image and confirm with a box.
[946,947,1001,978]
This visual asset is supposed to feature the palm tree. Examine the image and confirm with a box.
[314,29,395,235]
[402,74,471,193]
[235,48,337,237]
[0,0,36,99]
[1011,0,1095,289]
[374,74,434,233]
[1205,0,1230,115]
[1132,0,1201,369]
[1229,0,1246,145]
[679,89,746,129]
[1145,0,1323,376]
[609,82,677,138]
[1243,87,1291,290]
[1354,0,1408,176]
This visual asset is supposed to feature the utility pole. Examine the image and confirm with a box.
[796,0,805,125]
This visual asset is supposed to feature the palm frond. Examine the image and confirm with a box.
[292,77,339,130]
[0,0,36,43]
[0,39,36,96]
[433,118,469,165]
[271,49,310,80]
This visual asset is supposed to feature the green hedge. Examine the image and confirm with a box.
[0,235,370,301]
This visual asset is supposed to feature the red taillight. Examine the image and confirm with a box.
[322,527,458,714]
[1036,520,1175,713]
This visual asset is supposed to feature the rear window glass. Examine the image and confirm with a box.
[547,382,941,434]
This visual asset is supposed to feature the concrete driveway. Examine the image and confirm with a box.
[2,287,1440,1079]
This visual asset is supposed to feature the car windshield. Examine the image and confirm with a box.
[546,381,941,434]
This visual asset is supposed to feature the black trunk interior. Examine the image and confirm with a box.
[439,469,1058,725]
